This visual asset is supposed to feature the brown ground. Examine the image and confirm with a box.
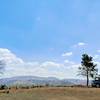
[0,87,100,100]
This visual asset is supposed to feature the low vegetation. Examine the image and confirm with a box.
[0,87,100,100]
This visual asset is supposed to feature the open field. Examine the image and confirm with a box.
[0,87,100,100]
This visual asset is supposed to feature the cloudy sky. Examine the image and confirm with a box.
[0,0,100,79]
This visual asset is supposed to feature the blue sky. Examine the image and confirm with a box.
[0,0,100,78]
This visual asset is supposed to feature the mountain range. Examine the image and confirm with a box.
[0,76,87,86]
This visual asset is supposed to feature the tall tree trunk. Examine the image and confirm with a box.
[87,70,89,87]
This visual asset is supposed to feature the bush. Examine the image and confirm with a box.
[0,84,8,90]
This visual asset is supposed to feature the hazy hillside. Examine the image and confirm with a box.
[0,76,87,86]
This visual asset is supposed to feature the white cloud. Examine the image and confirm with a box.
[73,42,86,47]
[64,60,75,65]
[93,55,100,60]
[78,42,86,46]
[62,52,73,57]
[0,48,24,65]
[0,48,81,79]
[97,50,100,53]
[41,61,61,68]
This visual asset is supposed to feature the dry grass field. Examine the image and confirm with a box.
[0,87,100,100]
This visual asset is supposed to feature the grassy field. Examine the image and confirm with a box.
[0,87,100,100]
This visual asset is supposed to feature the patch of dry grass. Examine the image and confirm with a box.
[0,87,100,100]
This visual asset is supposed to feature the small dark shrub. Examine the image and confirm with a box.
[0,85,8,90]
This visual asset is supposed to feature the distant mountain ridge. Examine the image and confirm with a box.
[0,76,87,86]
